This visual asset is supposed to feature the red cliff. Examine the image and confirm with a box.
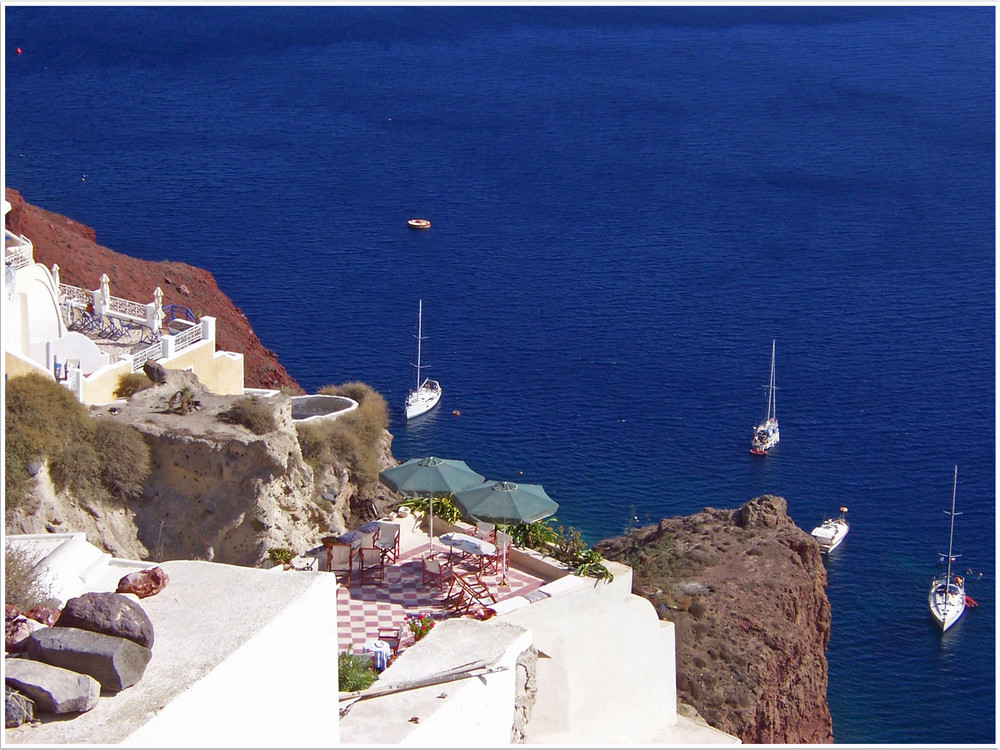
[597,494,834,744]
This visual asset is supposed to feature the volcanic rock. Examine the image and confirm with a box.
[55,592,154,649]
[26,627,152,692]
[596,494,833,744]
[116,566,169,600]
[5,658,101,714]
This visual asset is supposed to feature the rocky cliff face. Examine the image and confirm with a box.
[6,368,399,567]
[4,188,301,392]
[596,494,833,744]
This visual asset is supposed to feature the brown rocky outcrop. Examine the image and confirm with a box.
[4,188,301,392]
[596,494,833,744]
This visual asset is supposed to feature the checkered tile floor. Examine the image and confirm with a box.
[336,545,546,653]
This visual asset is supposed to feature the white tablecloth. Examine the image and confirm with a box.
[439,532,497,557]
[363,639,391,671]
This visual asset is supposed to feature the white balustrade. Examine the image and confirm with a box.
[174,323,203,351]
[107,294,147,319]
[131,343,162,373]
[58,283,91,307]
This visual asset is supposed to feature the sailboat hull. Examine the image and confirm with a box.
[929,579,965,631]
[750,418,779,454]
[405,378,441,419]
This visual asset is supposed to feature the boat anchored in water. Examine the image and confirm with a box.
[811,507,849,553]
[404,299,442,420]
[928,465,965,632]
[408,218,431,229]
[750,339,779,455]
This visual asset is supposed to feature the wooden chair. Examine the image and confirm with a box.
[358,546,385,585]
[482,530,511,575]
[377,622,415,658]
[375,522,401,564]
[475,520,496,543]
[421,554,453,591]
[325,542,354,583]
[462,569,497,605]
[352,528,379,552]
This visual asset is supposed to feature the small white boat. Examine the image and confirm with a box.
[928,466,965,632]
[404,300,442,420]
[408,218,431,229]
[811,507,849,553]
[750,339,779,455]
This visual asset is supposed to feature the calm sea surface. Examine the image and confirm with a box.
[4,6,995,744]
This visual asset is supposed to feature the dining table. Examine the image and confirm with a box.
[439,531,497,560]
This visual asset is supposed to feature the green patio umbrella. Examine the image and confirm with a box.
[452,480,559,525]
[378,457,485,552]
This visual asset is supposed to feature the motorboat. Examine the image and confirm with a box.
[928,466,965,632]
[811,507,849,553]
[408,218,431,229]
[750,339,779,455]
[404,300,442,419]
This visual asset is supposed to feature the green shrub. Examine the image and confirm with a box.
[113,372,152,399]
[267,547,294,565]
[4,545,58,611]
[94,419,151,499]
[218,395,278,435]
[339,649,378,692]
[399,495,463,525]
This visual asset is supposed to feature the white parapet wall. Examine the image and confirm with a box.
[3,555,341,746]
[340,617,533,745]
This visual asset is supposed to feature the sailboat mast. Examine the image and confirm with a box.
[415,300,424,386]
[768,339,776,420]
[943,465,958,600]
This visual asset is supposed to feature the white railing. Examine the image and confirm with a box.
[107,294,146,319]
[59,283,91,307]
[130,343,162,373]
[174,324,203,350]
[5,243,33,270]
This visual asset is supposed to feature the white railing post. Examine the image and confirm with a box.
[200,315,216,343]
[161,333,177,360]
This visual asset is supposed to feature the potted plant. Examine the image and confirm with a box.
[266,547,295,569]
[403,612,435,641]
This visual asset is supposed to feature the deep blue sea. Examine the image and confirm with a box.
[4,6,995,744]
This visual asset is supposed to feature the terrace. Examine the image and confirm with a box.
[314,513,553,659]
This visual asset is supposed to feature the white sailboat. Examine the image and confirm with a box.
[750,339,779,455]
[928,466,965,632]
[404,300,442,420]
[811,507,849,554]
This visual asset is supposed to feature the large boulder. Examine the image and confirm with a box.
[5,657,100,714]
[26,627,152,692]
[55,592,154,648]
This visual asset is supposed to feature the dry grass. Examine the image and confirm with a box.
[5,372,151,509]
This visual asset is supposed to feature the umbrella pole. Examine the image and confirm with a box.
[428,496,433,555]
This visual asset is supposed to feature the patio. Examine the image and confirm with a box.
[333,515,550,655]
